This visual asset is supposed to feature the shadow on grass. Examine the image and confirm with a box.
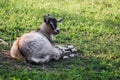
[0,50,119,80]
[0,50,83,71]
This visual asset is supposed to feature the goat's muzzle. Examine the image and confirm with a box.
[53,28,60,35]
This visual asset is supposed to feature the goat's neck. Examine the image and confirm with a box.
[38,22,54,44]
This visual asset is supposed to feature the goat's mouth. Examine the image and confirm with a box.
[53,30,60,35]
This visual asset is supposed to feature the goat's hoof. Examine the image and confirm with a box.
[71,48,77,52]
[67,45,74,49]
[69,54,75,57]
[63,56,69,59]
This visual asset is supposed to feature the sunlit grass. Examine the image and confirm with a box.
[0,0,120,79]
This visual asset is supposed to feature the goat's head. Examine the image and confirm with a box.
[43,14,64,35]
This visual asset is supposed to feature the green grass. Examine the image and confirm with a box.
[0,0,120,80]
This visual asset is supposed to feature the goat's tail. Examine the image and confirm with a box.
[10,38,24,60]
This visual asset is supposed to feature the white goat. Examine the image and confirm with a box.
[10,15,72,64]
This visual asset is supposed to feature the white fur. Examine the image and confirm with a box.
[51,34,54,41]
[31,55,50,63]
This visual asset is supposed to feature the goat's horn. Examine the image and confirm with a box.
[57,18,64,22]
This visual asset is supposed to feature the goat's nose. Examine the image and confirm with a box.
[54,28,60,34]
[56,29,60,33]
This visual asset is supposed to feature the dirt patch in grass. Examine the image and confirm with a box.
[0,51,28,69]
[0,50,13,64]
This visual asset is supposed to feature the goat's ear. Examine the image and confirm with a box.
[44,15,49,23]
[57,18,64,23]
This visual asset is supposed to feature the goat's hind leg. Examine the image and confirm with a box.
[26,55,51,64]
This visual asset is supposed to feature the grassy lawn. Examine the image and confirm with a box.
[0,0,120,80]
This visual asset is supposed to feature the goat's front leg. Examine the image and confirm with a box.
[52,45,76,60]
[51,46,71,60]
[52,48,63,60]
[56,45,76,59]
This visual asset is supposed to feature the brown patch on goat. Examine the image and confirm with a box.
[10,38,25,60]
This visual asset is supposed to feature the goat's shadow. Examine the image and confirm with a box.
[0,50,82,71]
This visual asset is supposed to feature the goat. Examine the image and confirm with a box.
[10,14,70,64]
